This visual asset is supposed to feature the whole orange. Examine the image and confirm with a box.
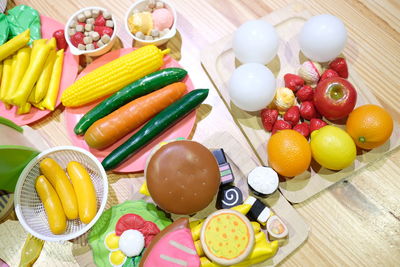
[346,104,393,150]
[267,129,311,177]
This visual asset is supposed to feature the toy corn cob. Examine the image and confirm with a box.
[61,45,169,107]
[0,29,30,62]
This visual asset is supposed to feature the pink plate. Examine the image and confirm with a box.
[64,48,197,173]
[0,15,78,126]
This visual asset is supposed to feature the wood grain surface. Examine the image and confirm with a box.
[5,0,400,266]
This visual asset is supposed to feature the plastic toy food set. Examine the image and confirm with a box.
[64,47,201,173]
[200,4,400,203]
[0,5,78,125]
[65,7,116,55]
[76,134,308,267]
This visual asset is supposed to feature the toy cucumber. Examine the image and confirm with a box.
[102,89,209,171]
[74,68,187,135]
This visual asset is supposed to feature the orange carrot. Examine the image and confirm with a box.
[84,82,187,149]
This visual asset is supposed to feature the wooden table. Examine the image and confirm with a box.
[6,0,400,266]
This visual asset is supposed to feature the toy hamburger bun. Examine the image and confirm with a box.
[145,140,220,215]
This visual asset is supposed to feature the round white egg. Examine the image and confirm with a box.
[119,229,145,257]
[228,63,276,112]
[233,20,279,64]
[300,14,347,62]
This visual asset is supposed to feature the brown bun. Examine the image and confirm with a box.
[146,140,220,214]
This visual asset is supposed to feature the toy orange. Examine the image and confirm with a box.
[267,129,311,177]
[346,104,393,150]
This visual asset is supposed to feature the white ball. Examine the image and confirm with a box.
[233,20,279,64]
[119,229,145,257]
[300,14,347,62]
[228,63,276,112]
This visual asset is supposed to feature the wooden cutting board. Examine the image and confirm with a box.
[200,3,400,203]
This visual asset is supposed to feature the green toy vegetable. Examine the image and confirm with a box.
[74,68,188,135]
[101,89,209,171]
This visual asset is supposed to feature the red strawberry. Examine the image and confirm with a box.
[284,73,304,92]
[283,106,300,126]
[329,57,348,78]
[52,29,68,50]
[309,118,328,133]
[261,108,278,132]
[320,69,339,82]
[70,32,85,47]
[94,14,106,26]
[272,120,292,134]
[78,22,86,26]
[299,101,317,120]
[293,122,310,138]
[94,26,114,36]
[296,85,313,102]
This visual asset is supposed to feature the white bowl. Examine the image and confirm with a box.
[125,0,177,47]
[14,146,108,242]
[64,6,118,57]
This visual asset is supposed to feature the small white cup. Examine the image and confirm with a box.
[125,0,177,47]
[64,6,118,57]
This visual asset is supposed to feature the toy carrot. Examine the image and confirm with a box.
[0,29,30,62]
[34,40,56,103]
[12,40,52,106]
[5,47,31,102]
[84,82,187,149]
[41,49,64,111]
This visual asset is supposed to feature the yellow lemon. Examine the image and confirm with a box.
[310,125,356,170]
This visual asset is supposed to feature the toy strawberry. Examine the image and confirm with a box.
[272,120,292,134]
[296,85,313,102]
[283,106,300,126]
[293,122,310,138]
[329,57,348,78]
[261,108,278,132]
[284,73,304,92]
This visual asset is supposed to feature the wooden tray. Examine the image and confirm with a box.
[72,132,309,266]
[200,4,400,203]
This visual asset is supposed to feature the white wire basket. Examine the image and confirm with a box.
[14,146,108,242]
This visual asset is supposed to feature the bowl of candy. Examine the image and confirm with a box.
[125,0,177,46]
[65,7,117,56]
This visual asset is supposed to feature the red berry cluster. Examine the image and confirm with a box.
[261,57,349,138]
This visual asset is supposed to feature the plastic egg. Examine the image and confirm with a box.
[229,63,276,112]
[233,20,279,64]
[300,14,347,62]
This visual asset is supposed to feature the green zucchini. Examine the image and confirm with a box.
[74,68,188,135]
[102,89,209,171]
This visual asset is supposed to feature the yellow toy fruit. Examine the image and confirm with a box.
[310,125,356,170]
[67,161,97,224]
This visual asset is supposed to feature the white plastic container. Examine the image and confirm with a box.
[125,0,177,47]
[64,6,117,57]
[14,146,108,242]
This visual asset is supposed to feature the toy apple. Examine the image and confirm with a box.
[314,77,357,120]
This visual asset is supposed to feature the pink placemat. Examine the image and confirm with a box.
[64,48,196,173]
[0,15,78,126]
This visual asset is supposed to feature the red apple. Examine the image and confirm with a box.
[314,77,357,121]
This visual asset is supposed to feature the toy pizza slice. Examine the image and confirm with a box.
[140,218,200,267]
